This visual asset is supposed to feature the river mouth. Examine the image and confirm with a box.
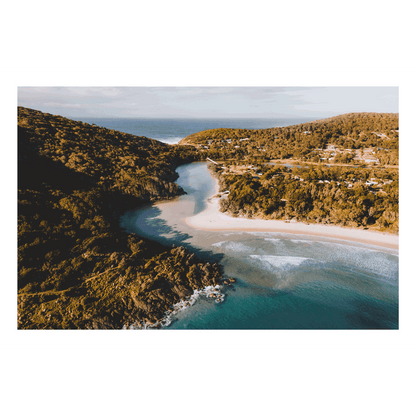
[120,162,398,329]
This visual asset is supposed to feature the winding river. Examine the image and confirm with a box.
[120,162,399,329]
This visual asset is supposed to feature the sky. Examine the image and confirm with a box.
[17,86,398,119]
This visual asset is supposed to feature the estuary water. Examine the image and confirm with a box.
[120,162,399,329]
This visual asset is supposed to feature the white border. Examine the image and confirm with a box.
[0,68,416,348]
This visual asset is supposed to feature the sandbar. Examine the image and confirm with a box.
[184,178,399,250]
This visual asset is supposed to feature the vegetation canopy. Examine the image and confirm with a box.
[210,162,398,232]
[181,112,398,166]
[182,112,399,233]
[18,107,222,329]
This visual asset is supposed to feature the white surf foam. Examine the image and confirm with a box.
[125,284,225,330]
[156,137,184,145]
[264,238,281,243]
[250,255,318,271]
[212,241,252,253]
[289,239,315,244]
[212,241,227,248]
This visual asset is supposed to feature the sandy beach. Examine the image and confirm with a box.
[184,178,399,250]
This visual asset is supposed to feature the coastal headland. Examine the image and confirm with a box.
[185,176,398,250]
[179,113,399,235]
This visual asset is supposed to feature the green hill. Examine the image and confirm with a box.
[180,112,398,165]
[180,127,252,145]
[18,107,222,329]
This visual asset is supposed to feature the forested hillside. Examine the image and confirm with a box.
[210,161,398,232]
[18,107,222,329]
[181,112,398,166]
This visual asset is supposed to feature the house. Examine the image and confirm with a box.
[363,157,379,164]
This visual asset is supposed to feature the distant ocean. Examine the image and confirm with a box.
[78,117,316,144]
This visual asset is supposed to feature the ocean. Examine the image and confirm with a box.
[77,117,316,144]
[120,162,399,330]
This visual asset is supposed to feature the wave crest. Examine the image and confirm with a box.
[250,255,319,271]
[124,285,225,330]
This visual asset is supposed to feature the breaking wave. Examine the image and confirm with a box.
[250,255,320,271]
[156,137,184,145]
[264,238,281,243]
[212,241,253,253]
[124,285,225,330]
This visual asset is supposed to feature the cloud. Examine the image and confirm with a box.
[43,102,82,108]
[17,86,399,119]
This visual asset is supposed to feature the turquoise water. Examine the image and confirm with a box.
[78,117,315,144]
[120,162,398,329]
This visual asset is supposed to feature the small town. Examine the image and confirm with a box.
[197,133,398,167]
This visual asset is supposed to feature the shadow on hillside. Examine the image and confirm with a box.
[18,126,94,192]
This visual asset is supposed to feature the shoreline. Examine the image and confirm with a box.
[184,175,399,251]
